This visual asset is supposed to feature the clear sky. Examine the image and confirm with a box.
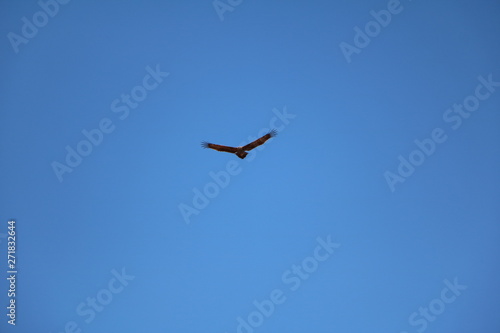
[1,1,499,332]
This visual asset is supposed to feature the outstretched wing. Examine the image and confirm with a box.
[201,142,239,153]
[242,129,277,151]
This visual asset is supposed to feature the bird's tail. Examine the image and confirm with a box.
[236,151,248,159]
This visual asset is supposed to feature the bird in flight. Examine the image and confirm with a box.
[201,129,277,159]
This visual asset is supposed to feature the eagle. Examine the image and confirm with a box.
[201,129,277,159]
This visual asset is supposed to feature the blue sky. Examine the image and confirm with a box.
[1,1,500,332]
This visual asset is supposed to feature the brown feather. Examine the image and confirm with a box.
[201,142,238,153]
[201,129,277,159]
[241,129,277,151]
